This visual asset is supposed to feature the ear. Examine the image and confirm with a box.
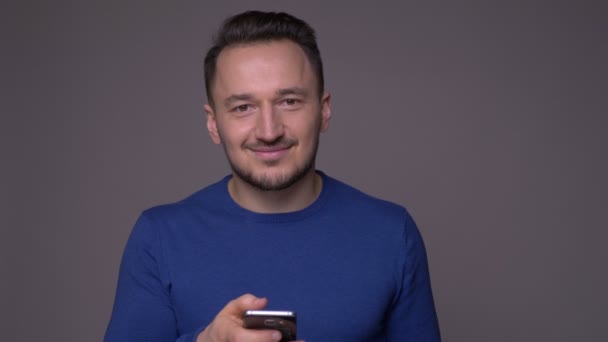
[320,91,331,132]
[204,103,222,145]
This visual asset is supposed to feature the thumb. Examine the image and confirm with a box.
[220,293,268,317]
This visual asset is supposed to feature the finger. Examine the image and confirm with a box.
[233,327,283,342]
[219,293,268,317]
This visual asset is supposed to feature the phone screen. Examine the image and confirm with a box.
[243,310,297,342]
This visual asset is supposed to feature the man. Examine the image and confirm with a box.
[105,11,440,342]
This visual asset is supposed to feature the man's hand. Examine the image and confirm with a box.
[196,294,303,342]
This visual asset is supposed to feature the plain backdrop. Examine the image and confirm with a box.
[2,1,607,341]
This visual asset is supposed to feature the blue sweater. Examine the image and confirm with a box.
[105,172,440,341]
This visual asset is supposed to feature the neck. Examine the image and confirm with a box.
[228,170,322,213]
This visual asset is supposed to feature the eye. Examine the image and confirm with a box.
[234,104,251,112]
[281,98,302,107]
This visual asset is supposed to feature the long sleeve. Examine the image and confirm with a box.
[386,213,441,341]
[104,174,441,341]
[104,213,203,342]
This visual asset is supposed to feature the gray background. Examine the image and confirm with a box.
[2,1,607,341]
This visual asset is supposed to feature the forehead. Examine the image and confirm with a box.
[212,40,317,102]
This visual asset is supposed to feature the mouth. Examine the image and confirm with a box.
[250,145,292,161]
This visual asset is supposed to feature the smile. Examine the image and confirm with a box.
[250,146,291,161]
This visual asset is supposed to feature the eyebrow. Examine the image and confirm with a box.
[223,93,254,108]
[222,87,310,108]
[276,87,309,97]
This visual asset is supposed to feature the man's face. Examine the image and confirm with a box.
[205,40,331,191]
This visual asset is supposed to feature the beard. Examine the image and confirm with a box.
[223,133,320,192]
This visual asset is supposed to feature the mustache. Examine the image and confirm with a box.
[245,138,297,150]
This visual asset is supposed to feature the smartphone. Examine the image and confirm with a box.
[243,310,297,342]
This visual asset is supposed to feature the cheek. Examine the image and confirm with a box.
[294,116,322,140]
[217,122,252,149]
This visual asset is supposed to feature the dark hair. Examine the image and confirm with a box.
[204,11,324,105]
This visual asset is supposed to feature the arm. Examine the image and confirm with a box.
[104,213,193,341]
[104,214,301,342]
[385,212,441,341]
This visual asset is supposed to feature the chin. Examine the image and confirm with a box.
[233,165,313,192]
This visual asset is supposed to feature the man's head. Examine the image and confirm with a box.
[204,11,324,107]
[203,11,331,192]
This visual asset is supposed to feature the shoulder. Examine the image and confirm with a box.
[139,176,230,222]
[321,173,426,267]
[322,172,411,222]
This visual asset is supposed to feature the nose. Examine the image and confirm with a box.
[255,105,284,143]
